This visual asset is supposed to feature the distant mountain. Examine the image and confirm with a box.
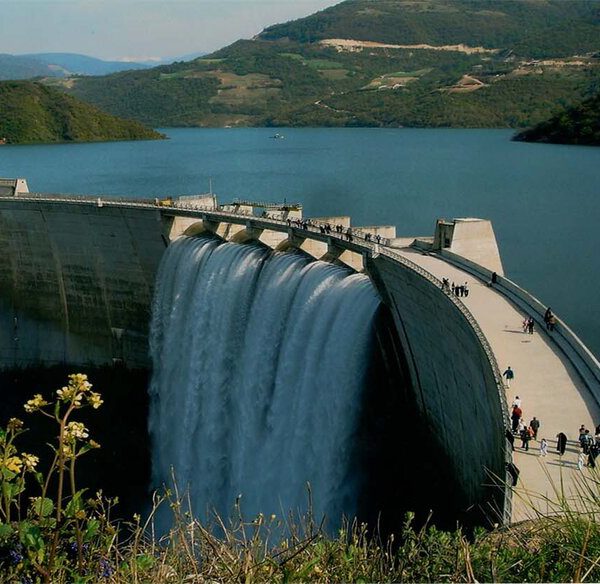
[59,0,600,128]
[0,54,60,80]
[28,53,151,76]
[0,53,151,80]
[0,81,164,144]
[513,93,600,146]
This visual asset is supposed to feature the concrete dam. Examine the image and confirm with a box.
[2,183,599,529]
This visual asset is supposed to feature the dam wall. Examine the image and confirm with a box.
[367,252,508,520]
[0,195,510,522]
[0,199,169,368]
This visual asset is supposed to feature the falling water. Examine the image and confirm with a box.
[148,235,381,527]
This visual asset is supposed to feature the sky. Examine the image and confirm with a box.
[0,0,341,61]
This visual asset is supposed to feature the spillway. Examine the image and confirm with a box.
[148,236,381,526]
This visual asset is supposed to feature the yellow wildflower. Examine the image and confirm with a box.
[65,421,89,440]
[87,392,103,409]
[4,456,22,473]
[24,394,48,413]
[89,440,101,449]
[7,418,24,431]
[61,444,74,459]
[69,373,92,393]
[21,452,39,471]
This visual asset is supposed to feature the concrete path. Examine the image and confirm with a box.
[395,246,600,522]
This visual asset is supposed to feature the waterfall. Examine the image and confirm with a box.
[149,235,381,527]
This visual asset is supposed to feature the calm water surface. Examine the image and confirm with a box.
[1,128,599,356]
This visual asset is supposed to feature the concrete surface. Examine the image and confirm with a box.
[396,246,600,521]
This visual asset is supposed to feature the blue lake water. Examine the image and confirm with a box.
[1,127,599,356]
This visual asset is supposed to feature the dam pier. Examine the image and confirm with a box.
[0,181,599,527]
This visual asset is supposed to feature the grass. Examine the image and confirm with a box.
[4,374,600,582]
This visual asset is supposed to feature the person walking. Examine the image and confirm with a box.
[463,282,469,297]
[540,438,548,457]
[544,307,553,330]
[527,317,535,335]
[578,449,586,471]
[520,427,532,451]
[556,432,568,456]
[511,405,523,433]
[530,416,540,440]
[503,366,515,388]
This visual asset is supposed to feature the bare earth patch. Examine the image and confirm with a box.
[320,38,500,55]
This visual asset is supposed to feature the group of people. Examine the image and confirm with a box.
[522,316,535,334]
[286,218,383,245]
[576,425,600,469]
[440,278,469,297]
[508,396,542,453]
[509,421,600,468]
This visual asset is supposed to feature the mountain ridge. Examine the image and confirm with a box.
[55,0,600,128]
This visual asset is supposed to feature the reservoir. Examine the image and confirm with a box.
[1,127,599,357]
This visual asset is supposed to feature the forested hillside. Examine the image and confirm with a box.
[60,0,600,128]
[513,93,600,145]
[0,81,163,144]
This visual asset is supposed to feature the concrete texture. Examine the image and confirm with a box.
[433,218,504,275]
[397,246,600,521]
[367,254,506,520]
[0,199,168,367]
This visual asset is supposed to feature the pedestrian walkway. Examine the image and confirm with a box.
[396,246,600,522]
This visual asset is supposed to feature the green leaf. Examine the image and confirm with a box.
[19,522,45,551]
[33,497,54,518]
[1,466,17,481]
[0,522,14,540]
[83,518,100,542]
[65,490,86,518]
[135,553,155,571]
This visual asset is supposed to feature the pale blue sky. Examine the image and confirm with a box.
[0,1,341,61]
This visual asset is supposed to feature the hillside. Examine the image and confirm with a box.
[60,0,600,128]
[513,93,600,145]
[0,81,163,144]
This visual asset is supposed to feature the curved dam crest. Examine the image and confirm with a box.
[0,193,510,528]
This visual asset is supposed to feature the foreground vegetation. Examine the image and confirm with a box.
[3,374,600,582]
[0,81,163,144]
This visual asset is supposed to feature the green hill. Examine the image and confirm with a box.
[513,92,600,145]
[0,81,163,144]
[60,0,600,128]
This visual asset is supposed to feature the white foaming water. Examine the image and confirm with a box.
[149,236,381,526]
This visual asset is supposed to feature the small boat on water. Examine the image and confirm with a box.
[270,133,285,140]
